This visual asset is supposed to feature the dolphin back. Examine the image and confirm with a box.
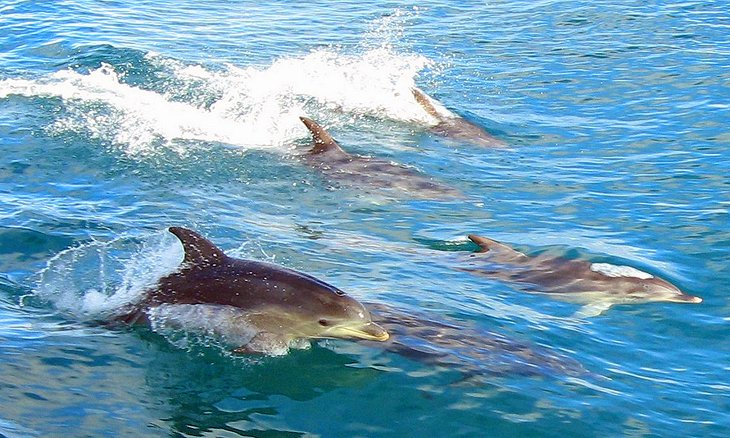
[299,117,347,155]
[468,234,527,260]
[411,88,442,119]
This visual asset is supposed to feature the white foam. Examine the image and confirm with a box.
[590,263,654,279]
[1,44,437,157]
[34,231,183,319]
[1,64,268,156]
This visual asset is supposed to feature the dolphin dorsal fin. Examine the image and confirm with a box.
[467,234,527,259]
[299,116,347,155]
[169,227,227,268]
[411,88,442,119]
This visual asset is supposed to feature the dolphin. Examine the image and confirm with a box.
[299,116,461,199]
[462,234,702,317]
[411,88,506,148]
[118,227,389,355]
[358,302,587,378]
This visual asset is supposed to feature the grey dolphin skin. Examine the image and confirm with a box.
[411,88,506,148]
[462,234,702,317]
[362,302,587,378]
[119,227,389,354]
[299,116,461,199]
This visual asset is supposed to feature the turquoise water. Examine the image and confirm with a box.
[2,0,729,436]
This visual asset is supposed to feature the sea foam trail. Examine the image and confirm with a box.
[0,47,438,157]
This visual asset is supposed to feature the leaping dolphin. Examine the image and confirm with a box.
[118,227,389,355]
[411,88,506,148]
[299,116,461,199]
[462,234,702,317]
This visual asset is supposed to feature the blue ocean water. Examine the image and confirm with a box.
[1,0,729,436]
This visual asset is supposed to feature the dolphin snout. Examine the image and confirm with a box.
[327,321,390,341]
[671,293,703,304]
[359,321,390,341]
[681,294,703,304]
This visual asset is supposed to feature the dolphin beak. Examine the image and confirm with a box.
[360,321,390,341]
[676,294,703,304]
[329,321,390,341]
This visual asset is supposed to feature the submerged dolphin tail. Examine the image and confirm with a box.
[411,87,441,119]
[299,116,347,155]
[169,227,227,268]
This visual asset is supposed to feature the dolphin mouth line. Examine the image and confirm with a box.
[676,295,703,304]
[333,324,390,341]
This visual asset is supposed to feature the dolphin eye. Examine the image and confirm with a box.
[318,319,330,327]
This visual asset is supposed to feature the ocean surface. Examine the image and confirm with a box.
[1,0,729,436]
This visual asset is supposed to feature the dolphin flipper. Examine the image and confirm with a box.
[573,302,612,318]
[169,227,227,268]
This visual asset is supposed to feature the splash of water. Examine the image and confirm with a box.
[33,231,183,320]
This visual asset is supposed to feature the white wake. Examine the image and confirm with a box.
[1,45,438,157]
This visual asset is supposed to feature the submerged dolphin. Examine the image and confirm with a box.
[462,234,702,317]
[359,302,587,378]
[119,227,389,354]
[299,116,461,199]
[411,88,506,148]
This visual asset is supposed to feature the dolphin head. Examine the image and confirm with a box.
[588,262,702,305]
[267,283,390,342]
[231,262,390,342]
[304,294,389,341]
[623,277,702,305]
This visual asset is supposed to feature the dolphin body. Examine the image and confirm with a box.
[359,303,587,378]
[411,88,506,148]
[462,234,702,317]
[299,116,461,199]
[119,227,389,355]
